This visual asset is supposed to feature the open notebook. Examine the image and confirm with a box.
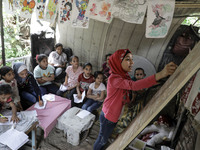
[0,128,29,150]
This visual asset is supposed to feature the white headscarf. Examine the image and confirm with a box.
[17,65,27,73]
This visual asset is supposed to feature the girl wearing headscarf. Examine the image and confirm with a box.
[94,49,177,150]
[13,62,42,108]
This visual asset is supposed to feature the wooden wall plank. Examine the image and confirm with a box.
[90,20,105,71]
[56,23,73,49]
[127,19,146,55]
[116,22,135,50]
[98,23,109,70]
[66,25,75,51]
[137,36,154,58]
[81,19,95,66]
[107,42,200,150]
[104,18,125,55]
[73,28,84,62]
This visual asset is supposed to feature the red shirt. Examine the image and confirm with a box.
[102,74,157,123]
[78,73,95,93]
[0,97,12,110]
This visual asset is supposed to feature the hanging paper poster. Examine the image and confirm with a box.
[19,0,36,18]
[112,0,147,24]
[3,0,21,15]
[71,0,89,28]
[3,0,14,14]
[58,0,73,24]
[13,0,21,10]
[85,0,114,23]
[146,0,175,38]
[35,0,47,20]
[44,0,58,22]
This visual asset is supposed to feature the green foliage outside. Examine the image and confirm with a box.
[181,17,200,28]
[0,13,31,66]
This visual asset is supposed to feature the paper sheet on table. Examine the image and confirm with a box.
[76,110,91,119]
[34,99,47,109]
[59,84,68,92]
[20,110,37,118]
[73,91,86,103]
[0,116,13,126]
[0,128,29,150]
[42,94,55,101]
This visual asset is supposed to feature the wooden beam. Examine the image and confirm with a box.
[175,3,200,8]
[107,42,200,150]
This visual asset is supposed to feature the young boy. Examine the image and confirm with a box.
[131,67,146,101]
[132,68,146,81]
[48,43,67,78]
[0,84,19,123]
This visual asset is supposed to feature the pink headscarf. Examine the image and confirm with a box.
[109,49,131,79]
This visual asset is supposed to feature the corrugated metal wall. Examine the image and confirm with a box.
[57,17,185,72]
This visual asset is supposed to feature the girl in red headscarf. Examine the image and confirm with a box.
[94,49,177,150]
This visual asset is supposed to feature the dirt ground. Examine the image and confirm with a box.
[21,119,101,150]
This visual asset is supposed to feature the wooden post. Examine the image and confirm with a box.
[0,0,5,66]
[107,42,200,150]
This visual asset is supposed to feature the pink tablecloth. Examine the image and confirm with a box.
[27,95,71,138]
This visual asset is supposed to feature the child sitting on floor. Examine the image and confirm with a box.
[0,84,19,123]
[48,43,67,79]
[101,54,112,85]
[76,63,94,107]
[82,71,106,112]
[56,55,83,100]
[13,62,43,108]
[34,54,59,95]
[132,68,146,81]
[0,66,23,111]
[131,67,147,102]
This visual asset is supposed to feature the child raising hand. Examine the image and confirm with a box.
[0,84,19,123]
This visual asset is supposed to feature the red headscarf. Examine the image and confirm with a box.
[109,49,131,79]
[109,49,132,104]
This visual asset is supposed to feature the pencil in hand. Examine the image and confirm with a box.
[38,95,43,106]
[0,114,8,123]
